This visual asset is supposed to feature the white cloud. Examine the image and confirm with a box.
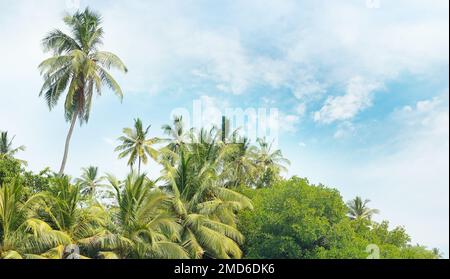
[314,76,382,124]
[292,74,327,103]
[280,113,301,133]
[394,92,449,138]
[333,121,356,139]
[295,103,307,117]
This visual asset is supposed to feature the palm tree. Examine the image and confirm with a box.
[0,180,71,259]
[115,119,160,174]
[254,138,290,188]
[432,248,443,259]
[0,131,26,160]
[161,128,253,259]
[75,166,105,199]
[38,8,128,175]
[83,173,189,259]
[224,137,258,188]
[347,197,380,221]
[38,176,108,258]
[162,116,190,154]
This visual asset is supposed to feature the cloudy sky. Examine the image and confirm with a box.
[0,0,448,256]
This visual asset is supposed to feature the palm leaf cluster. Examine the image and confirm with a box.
[38,8,127,175]
[347,196,380,221]
[0,132,26,165]
[0,116,290,259]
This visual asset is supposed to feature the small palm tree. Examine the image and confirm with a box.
[0,131,26,161]
[254,138,290,188]
[0,180,71,259]
[432,248,443,259]
[347,197,380,221]
[39,8,128,175]
[75,166,105,199]
[162,116,190,154]
[39,177,108,258]
[115,119,160,174]
[85,173,189,259]
[225,137,258,188]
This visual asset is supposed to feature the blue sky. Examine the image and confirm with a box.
[0,0,448,256]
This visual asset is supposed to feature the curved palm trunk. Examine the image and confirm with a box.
[59,111,78,175]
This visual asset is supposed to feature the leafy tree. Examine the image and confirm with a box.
[239,177,438,259]
[116,119,159,174]
[0,157,22,186]
[347,196,380,221]
[239,177,348,258]
[38,8,127,175]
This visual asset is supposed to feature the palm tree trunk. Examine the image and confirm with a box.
[59,111,78,175]
[138,157,141,175]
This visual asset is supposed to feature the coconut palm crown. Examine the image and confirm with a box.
[38,8,128,175]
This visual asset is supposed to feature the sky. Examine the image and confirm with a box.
[0,0,448,256]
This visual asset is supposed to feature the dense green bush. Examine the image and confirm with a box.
[238,177,438,259]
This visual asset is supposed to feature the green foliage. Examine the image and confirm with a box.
[239,177,439,259]
[39,8,128,123]
[0,6,441,261]
[0,156,22,185]
[116,119,160,174]
[38,7,127,174]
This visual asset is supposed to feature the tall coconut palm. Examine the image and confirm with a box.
[115,119,160,174]
[347,197,380,221]
[254,138,290,188]
[75,166,104,199]
[0,131,26,161]
[38,8,128,175]
[83,173,189,259]
[0,180,71,259]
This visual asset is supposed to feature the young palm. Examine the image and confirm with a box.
[115,119,160,174]
[75,166,105,199]
[39,8,128,175]
[347,197,380,221]
[38,177,108,258]
[0,132,26,163]
[83,173,189,259]
[0,180,71,259]
[254,138,290,188]
[224,137,258,188]
[162,116,191,154]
